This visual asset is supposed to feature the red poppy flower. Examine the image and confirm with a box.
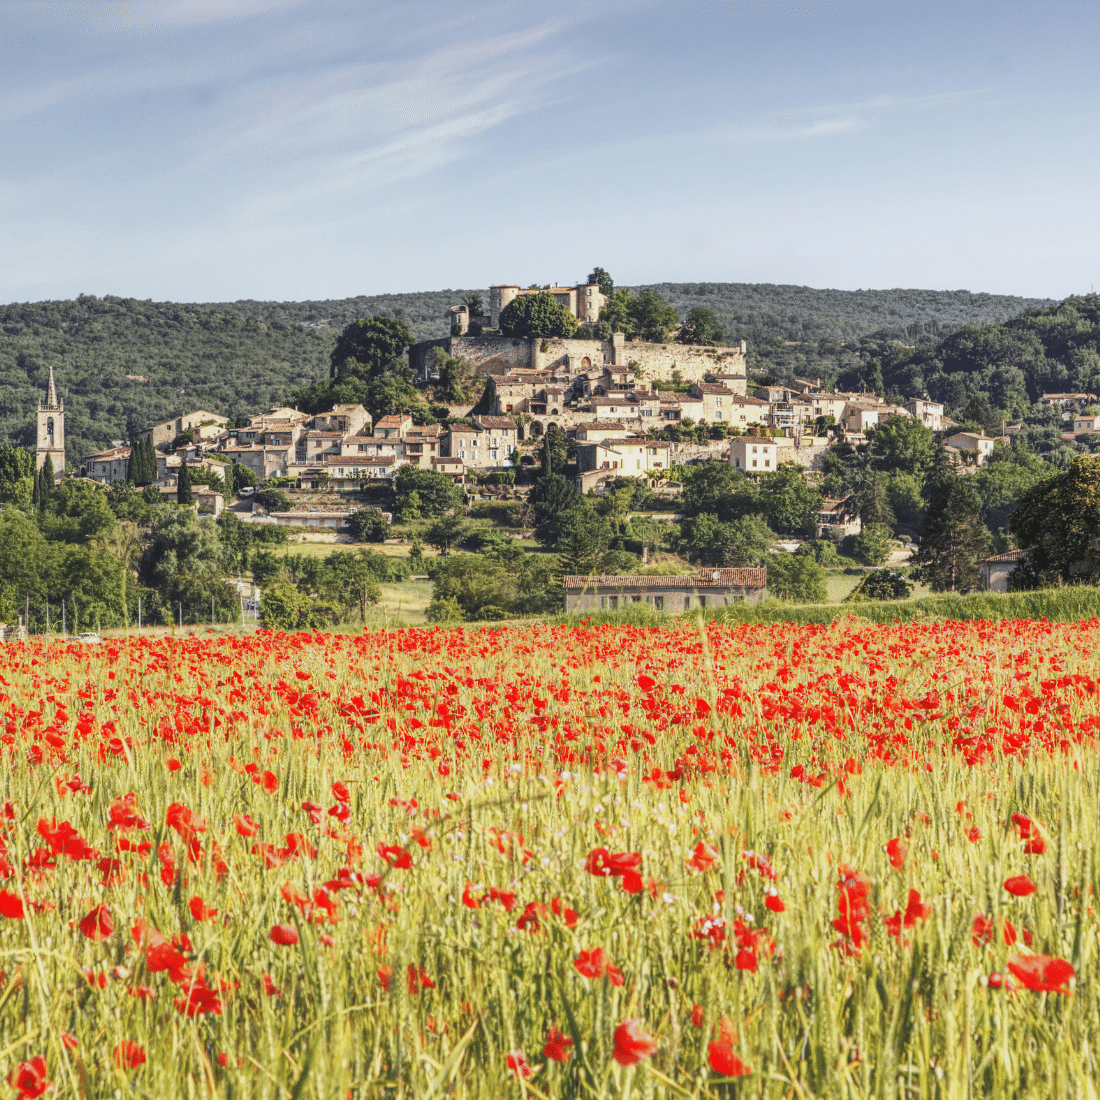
[78,904,114,942]
[1004,875,1037,897]
[406,964,435,995]
[505,1050,532,1079]
[232,813,259,837]
[112,1041,146,1071]
[60,1034,78,1051]
[687,841,719,872]
[377,965,394,991]
[8,1056,50,1099]
[0,889,26,919]
[543,1026,574,1062]
[885,838,906,870]
[551,897,578,927]
[613,1019,657,1066]
[188,896,217,922]
[708,1041,750,1077]
[269,923,298,946]
[262,974,282,997]
[765,889,785,913]
[376,843,412,870]
[1007,954,1075,994]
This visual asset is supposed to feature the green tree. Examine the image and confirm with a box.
[540,423,569,477]
[254,488,291,513]
[679,513,774,567]
[425,514,469,555]
[177,462,193,505]
[33,455,54,510]
[394,465,463,519]
[39,481,117,544]
[865,417,935,475]
[529,473,584,547]
[320,551,382,623]
[680,462,759,523]
[346,507,390,543]
[757,465,823,536]
[850,523,893,567]
[499,293,578,339]
[765,554,827,602]
[847,569,913,602]
[260,584,305,631]
[630,290,681,344]
[330,317,414,380]
[0,444,34,505]
[914,477,988,591]
[140,506,237,623]
[586,267,614,298]
[676,307,725,346]
[1009,455,1100,584]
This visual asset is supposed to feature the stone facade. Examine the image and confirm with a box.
[730,436,779,472]
[562,568,767,614]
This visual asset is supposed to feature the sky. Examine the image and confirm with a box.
[2,0,1098,304]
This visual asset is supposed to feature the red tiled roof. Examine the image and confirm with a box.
[562,569,766,589]
[981,550,1027,563]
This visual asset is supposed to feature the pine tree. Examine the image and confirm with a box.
[177,461,193,505]
[914,474,988,592]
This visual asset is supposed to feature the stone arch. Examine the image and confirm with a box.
[529,420,544,438]
[551,408,559,416]
[581,356,591,369]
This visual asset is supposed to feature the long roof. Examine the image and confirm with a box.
[562,568,766,589]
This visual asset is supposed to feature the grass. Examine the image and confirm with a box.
[0,619,1097,1097]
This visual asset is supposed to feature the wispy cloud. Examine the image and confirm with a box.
[16,0,308,33]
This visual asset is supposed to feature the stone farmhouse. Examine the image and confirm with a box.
[563,568,768,613]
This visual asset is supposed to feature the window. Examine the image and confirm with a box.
[715,412,723,420]
[765,459,771,468]
[752,460,758,468]
[653,596,664,610]
[684,596,692,610]
[752,446,758,454]
[699,596,706,608]
[609,596,618,609]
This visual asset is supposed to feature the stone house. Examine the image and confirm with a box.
[138,411,230,449]
[308,404,371,436]
[817,496,861,537]
[373,414,415,440]
[562,568,767,613]
[979,549,1027,592]
[1074,415,1099,434]
[574,421,645,442]
[576,439,671,477]
[298,431,346,462]
[906,399,945,431]
[80,445,131,484]
[841,400,908,434]
[730,436,779,473]
[945,431,995,465]
[444,417,518,468]
[320,455,397,488]
[431,456,466,483]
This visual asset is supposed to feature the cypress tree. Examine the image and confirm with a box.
[177,461,193,505]
[40,455,54,507]
[914,475,988,592]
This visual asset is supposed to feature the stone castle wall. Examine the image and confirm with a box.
[411,334,747,386]
[615,342,746,385]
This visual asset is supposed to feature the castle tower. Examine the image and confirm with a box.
[36,366,65,473]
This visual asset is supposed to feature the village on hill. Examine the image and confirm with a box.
[11,277,1100,631]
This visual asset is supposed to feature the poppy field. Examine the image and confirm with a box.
[1,616,1099,1098]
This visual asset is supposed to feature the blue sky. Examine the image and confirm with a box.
[2,0,1098,303]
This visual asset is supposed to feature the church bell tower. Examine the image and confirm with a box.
[36,366,65,473]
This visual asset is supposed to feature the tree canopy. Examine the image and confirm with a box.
[330,317,414,380]
[498,294,578,339]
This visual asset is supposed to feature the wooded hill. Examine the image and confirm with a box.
[0,284,1060,464]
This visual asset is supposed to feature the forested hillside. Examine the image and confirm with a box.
[0,296,335,463]
[873,294,1100,420]
[0,283,1059,465]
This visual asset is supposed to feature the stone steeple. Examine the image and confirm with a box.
[36,366,65,473]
